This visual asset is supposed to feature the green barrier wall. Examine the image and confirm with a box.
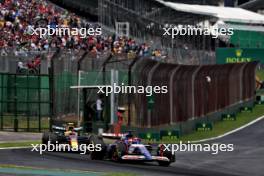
[216,48,264,64]
[230,30,264,48]
[0,73,50,131]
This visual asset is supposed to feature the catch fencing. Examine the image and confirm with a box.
[0,73,50,131]
[51,50,131,120]
[132,59,258,127]
[0,53,53,131]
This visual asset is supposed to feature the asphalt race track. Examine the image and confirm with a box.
[0,119,263,176]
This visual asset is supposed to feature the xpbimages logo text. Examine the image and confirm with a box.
[162,24,234,39]
[96,83,168,96]
[163,142,234,155]
[27,18,102,38]
[31,141,102,155]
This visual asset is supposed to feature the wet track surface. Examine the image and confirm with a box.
[0,119,263,176]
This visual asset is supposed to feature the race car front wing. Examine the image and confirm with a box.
[121,155,170,162]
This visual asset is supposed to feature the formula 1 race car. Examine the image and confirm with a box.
[42,123,90,150]
[90,131,175,166]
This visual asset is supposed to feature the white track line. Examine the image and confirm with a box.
[192,115,264,143]
[0,146,31,150]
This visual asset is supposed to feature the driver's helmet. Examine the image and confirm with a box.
[66,123,75,132]
[132,137,141,144]
[125,131,133,139]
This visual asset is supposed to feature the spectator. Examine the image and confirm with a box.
[96,95,103,121]
[0,0,167,61]
[17,59,25,72]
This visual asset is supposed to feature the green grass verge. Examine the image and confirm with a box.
[0,165,103,176]
[1,116,49,129]
[0,140,40,148]
[0,165,133,176]
[0,165,35,169]
[180,105,264,142]
[145,104,264,143]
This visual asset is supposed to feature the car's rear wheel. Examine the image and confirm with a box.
[110,142,126,161]
[42,132,50,145]
[89,135,106,160]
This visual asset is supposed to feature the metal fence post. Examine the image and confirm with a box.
[77,52,88,126]
[127,56,140,126]
[26,74,29,131]
[14,74,18,132]
[0,73,3,130]
[49,58,54,132]
[38,74,41,132]
[49,49,60,132]
[103,54,113,85]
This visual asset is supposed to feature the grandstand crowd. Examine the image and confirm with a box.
[0,0,166,60]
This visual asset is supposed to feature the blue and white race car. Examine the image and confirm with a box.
[90,132,175,166]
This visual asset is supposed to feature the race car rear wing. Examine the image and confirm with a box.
[102,133,124,139]
[52,125,83,132]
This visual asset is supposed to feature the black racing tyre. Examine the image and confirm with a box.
[157,144,175,167]
[42,132,58,144]
[109,142,126,161]
[42,132,50,145]
[89,135,106,160]
[49,133,58,144]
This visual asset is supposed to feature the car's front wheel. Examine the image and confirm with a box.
[157,144,175,167]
